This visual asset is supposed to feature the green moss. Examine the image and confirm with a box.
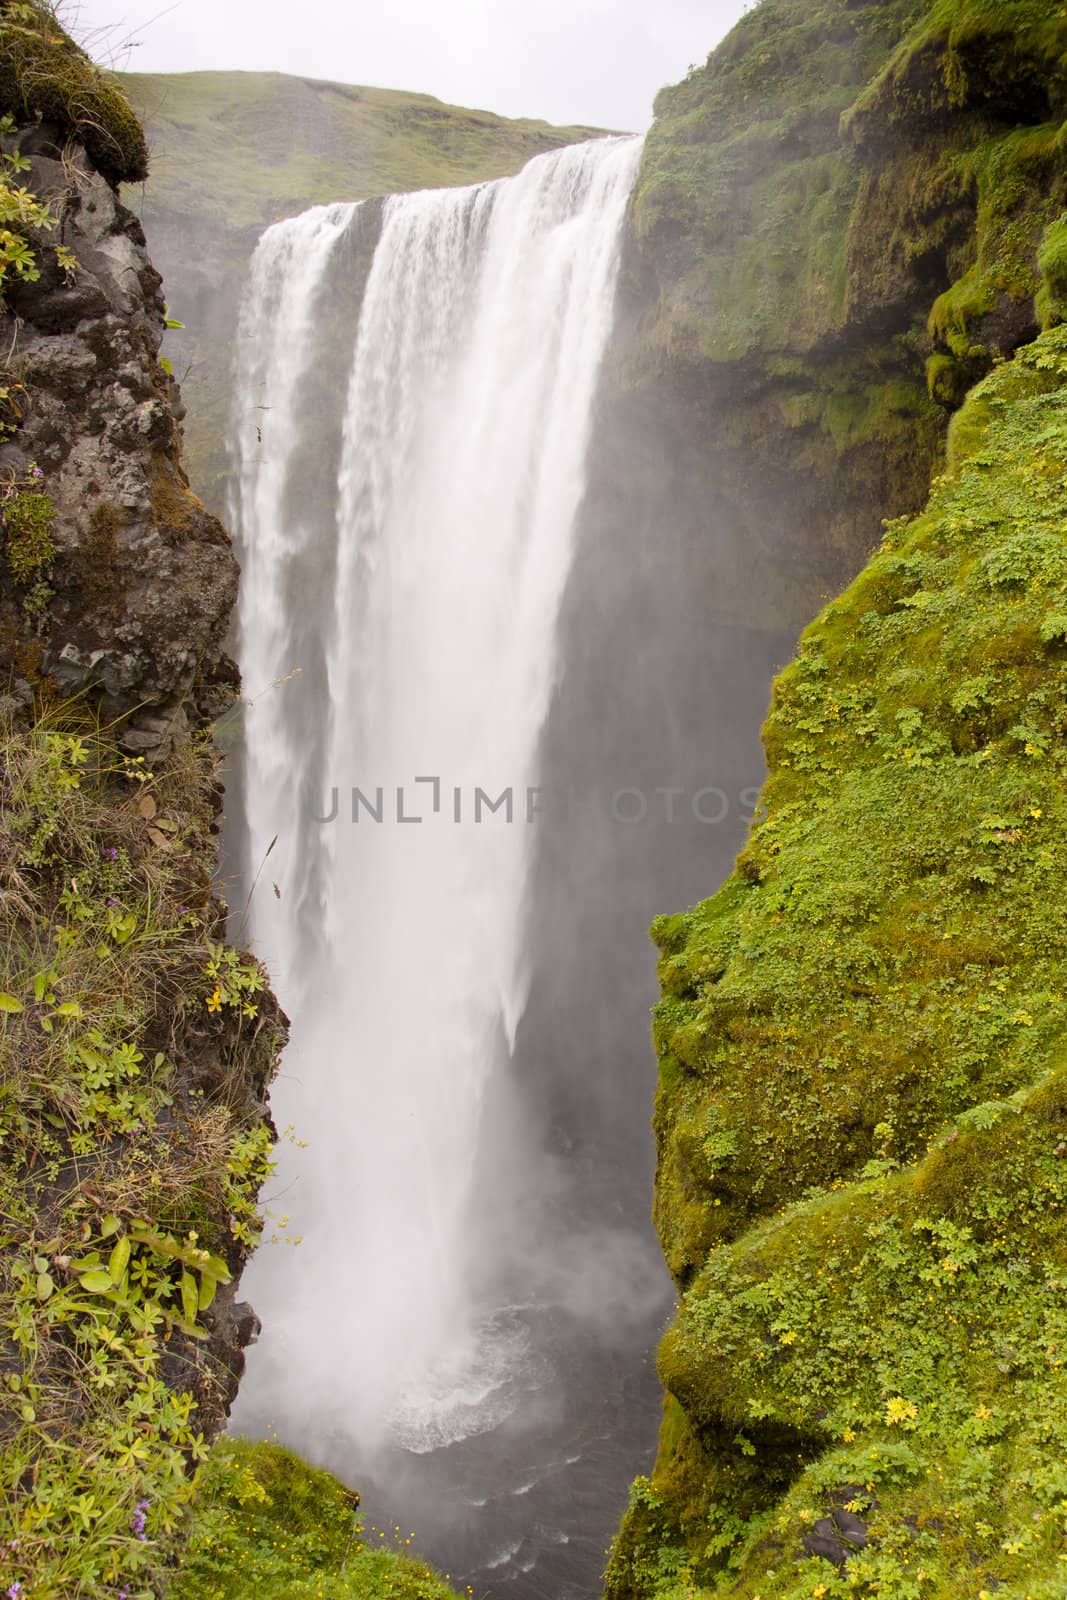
[610,325,1067,1597]
[845,0,1067,145]
[1036,209,1067,326]
[631,1071,1067,1600]
[171,1439,460,1600]
[0,2,147,184]
[926,350,968,403]
[925,124,1066,365]
[2,483,53,581]
[621,0,1067,623]
[627,0,921,375]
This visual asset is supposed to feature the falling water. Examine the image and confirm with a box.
[230,136,646,1581]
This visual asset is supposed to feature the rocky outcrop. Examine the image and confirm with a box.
[0,125,238,758]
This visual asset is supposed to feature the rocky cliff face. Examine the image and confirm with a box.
[0,126,237,755]
[607,4,1067,1597]
[601,0,1067,631]
[0,8,284,1596]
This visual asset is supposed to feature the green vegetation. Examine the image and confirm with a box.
[614,10,1067,1587]
[0,1,147,184]
[0,110,65,292]
[0,104,79,302]
[628,0,922,370]
[172,1439,461,1600]
[845,0,1067,145]
[606,322,1067,1598]
[121,70,607,234]
[2,465,54,581]
[0,710,283,1599]
[631,0,1067,382]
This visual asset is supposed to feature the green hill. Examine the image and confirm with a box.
[119,70,608,507]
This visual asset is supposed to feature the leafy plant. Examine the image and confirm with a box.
[0,110,75,298]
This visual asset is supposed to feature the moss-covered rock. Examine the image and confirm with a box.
[609,8,1067,1588]
[0,0,147,185]
[607,312,1067,1597]
[172,1439,460,1600]
[613,0,1067,620]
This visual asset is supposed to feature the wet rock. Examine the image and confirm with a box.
[803,1518,849,1567]
[833,1508,869,1548]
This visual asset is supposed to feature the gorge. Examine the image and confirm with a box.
[3,2,1067,1599]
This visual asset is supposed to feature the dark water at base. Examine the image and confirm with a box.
[313,1301,668,1600]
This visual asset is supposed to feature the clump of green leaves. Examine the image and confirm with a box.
[0,110,56,290]
[0,108,78,302]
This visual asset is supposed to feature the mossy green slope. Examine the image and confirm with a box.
[606,319,1067,1597]
[171,1439,460,1600]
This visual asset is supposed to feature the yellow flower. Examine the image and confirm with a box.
[885,1396,919,1427]
[205,986,223,1013]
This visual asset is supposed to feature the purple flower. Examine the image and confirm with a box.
[31,467,43,479]
[104,847,118,861]
[177,906,189,916]
[8,1583,22,1599]
[106,897,118,907]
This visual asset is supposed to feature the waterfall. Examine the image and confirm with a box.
[230,134,644,1484]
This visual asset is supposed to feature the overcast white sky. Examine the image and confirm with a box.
[60,0,754,131]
